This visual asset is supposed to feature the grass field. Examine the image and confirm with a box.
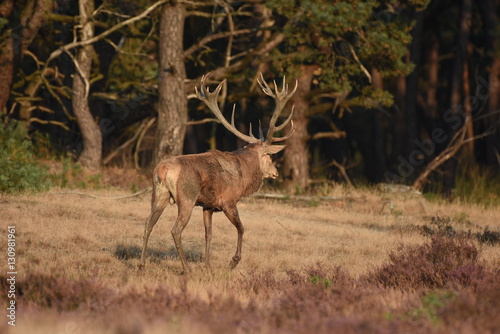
[1,186,499,333]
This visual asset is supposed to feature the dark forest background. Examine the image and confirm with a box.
[1,0,499,200]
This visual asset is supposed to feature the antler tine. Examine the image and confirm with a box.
[256,72,298,145]
[249,123,255,139]
[270,120,295,143]
[258,120,264,141]
[274,105,294,132]
[231,104,237,127]
[196,73,258,144]
[257,72,275,97]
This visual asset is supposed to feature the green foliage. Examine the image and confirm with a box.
[310,274,331,288]
[409,291,457,325]
[50,157,102,189]
[105,30,158,97]
[422,164,500,207]
[454,165,500,207]
[0,121,51,193]
[266,0,423,107]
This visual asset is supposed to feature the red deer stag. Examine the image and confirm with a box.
[139,73,297,274]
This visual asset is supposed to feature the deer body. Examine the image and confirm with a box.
[156,143,270,211]
[139,73,297,273]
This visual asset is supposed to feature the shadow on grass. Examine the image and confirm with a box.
[113,244,203,263]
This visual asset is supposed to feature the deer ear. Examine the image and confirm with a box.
[263,145,285,155]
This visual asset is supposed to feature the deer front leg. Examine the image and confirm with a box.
[171,202,195,274]
[203,209,214,269]
[223,206,244,269]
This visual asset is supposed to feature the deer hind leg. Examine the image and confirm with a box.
[203,209,214,269]
[139,184,170,271]
[223,206,244,269]
[171,201,195,274]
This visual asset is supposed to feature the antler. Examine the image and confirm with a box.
[195,73,259,144]
[257,72,298,145]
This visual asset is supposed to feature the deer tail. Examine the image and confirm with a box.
[152,165,176,206]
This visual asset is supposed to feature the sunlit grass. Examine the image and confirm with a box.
[1,187,499,333]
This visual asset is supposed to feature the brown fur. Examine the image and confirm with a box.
[139,142,280,273]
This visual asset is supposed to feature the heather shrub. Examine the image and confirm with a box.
[440,269,500,333]
[422,216,500,246]
[263,266,384,333]
[364,235,483,289]
[236,270,287,295]
[473,228,500,246]
[2,273,109,311]
[421,216,457,238]
[111,284,200,319]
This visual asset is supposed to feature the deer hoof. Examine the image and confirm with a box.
[229,256,241,269]
[180,266,192,275]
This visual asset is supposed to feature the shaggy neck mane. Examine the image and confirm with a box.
[226,147,263,197]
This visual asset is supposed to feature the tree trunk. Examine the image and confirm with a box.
[283,65,316,191]
[405,10,424,156]
[476,0,500,168]
[424,33,440,125]
[371,68,387,182]
[419,31,440,148]
[390,74,406,168]
[73,0,102,170]
[442,0,472,198]
[154,2,187,165]
[462,43,475,161]
[0,0,52,113]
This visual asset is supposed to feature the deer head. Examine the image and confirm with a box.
[195,72,298,156]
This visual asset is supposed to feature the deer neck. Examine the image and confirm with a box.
[235,147,264,197]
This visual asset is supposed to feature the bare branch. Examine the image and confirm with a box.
[45,0,169,67]
[135,117,156,170]
[348,43,371,83]
[183,29,253,58]
[103,119,150,165]
[40,73,74,120]
[186,118,219,126]
[64,49,90,99]
[29,117,71,131]
[310,131,347,140]
[331,160,354,188]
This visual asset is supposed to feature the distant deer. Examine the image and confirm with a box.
[139,73,297,274]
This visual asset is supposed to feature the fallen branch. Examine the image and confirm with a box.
[103,119,150,165]
[251,193,361,202]
[49,188,152,199]
[413,116,496,192]
[330,160,354,188]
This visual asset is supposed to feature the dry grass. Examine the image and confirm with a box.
[1,187,499,333]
